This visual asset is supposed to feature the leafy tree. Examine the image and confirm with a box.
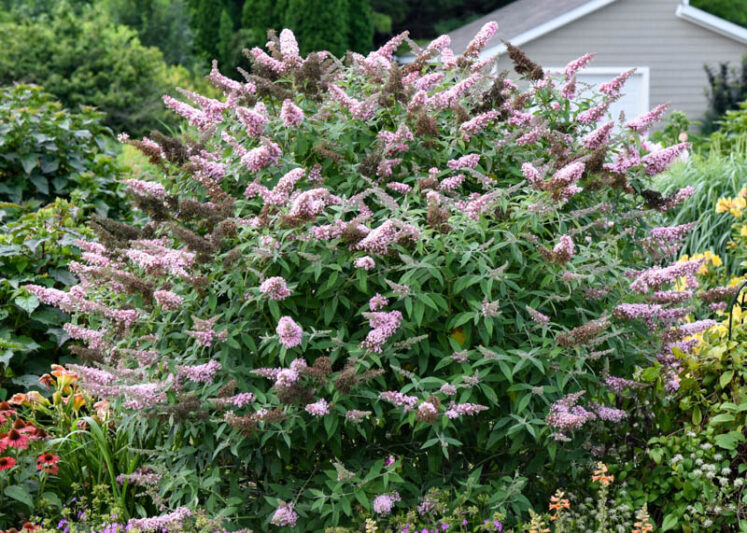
[0,84,126,394]
[285,0,350,56]
[371,0,516,43]
[692,0,747,29]
[0,4,185,135]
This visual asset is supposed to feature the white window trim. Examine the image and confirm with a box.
[547,66,651,118]
[676,0,747,45]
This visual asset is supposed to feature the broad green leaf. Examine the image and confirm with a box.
[5,485,33,509]
[14,294,39,315]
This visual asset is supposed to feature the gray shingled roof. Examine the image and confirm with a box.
[447,0,594,54]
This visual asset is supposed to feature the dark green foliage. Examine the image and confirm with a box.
[347,0,375,53]
[284,0,350,56]
[217,8,236,66]
[371,0,515,43]
[0,6,181,135]
[703,55,747,133]
[102,0,196,67]
[0,200,91,395]
[0,84,126,394]
[0,84,126,215]
[692,0,747,28]
[241,0,287,48]
[192,0,224,61]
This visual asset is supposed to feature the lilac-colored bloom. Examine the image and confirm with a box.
[281,99,304,127]
[260,277,292,301]
[276,316,303,348]
[305,398,330,417]
[270,502,298,527]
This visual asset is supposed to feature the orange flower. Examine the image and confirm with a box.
[51,364,77,388]
[24,391,49,407]
[592,462,614,487]
[8,393,26,406]
[633,503,654,533]
[94,399,110,421]
[68,393,86,411]
[549,489,570,521]
[39,374,55,388]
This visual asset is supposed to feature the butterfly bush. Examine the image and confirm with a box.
[27,25,712,528]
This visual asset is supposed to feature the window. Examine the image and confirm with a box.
[549,66,651,125]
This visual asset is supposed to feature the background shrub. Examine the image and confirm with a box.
[0,85,127,393]
[0,84,125,213]
[0,4,187,135]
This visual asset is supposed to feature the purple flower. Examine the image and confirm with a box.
[372,491,401,515]
[305,398,330,417]
[270,502,298,527]
[276,316,303,348]
[260,277,292,301]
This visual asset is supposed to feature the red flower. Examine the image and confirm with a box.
[22,523,39,532]
[0,456,16,471]
[0,429,29,450]
[36,452,59,475]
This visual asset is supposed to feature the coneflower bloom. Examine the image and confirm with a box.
[36,452,60,475]
[0,456,16,471]
[0,429,29,450]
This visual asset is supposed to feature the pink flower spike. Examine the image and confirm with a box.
[564,53,596,78]
[463,21,498,58]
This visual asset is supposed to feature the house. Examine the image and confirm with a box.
[447,0,747,123]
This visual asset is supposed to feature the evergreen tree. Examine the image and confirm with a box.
[193,0,223,61]
[347,0,374,53]
[284,0,349,57]
[241,0,286,48]
[217,8,235,66]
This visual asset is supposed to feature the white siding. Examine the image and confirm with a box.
[493,0,747,121]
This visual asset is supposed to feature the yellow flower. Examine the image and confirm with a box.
[710,254,723,267]
[733,197,746,217]
[716,197,746,217]
[68,392,86,411]
[716,197,731,213]
[741,226,747,238]
[25,390,49,407]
